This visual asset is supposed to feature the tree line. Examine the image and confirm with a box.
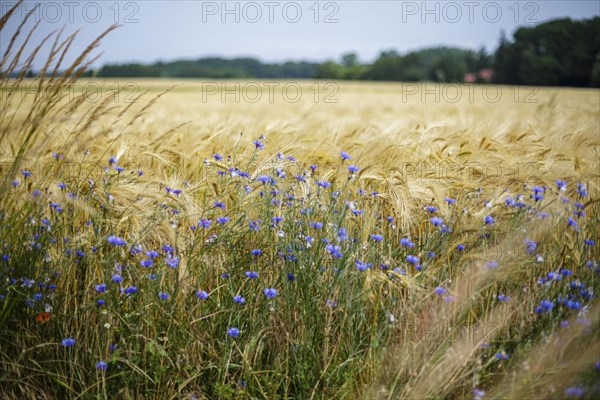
[94,17,599,87]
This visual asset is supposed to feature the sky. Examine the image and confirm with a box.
[1,0,599,68]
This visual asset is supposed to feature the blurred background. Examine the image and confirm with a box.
[2,1,599,86]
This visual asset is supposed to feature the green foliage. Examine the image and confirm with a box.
[494,17,600,87]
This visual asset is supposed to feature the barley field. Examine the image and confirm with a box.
[1,11,600,400]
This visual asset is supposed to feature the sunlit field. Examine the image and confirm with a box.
[1,16,599,400]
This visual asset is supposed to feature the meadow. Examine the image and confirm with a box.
[1,10,599,400]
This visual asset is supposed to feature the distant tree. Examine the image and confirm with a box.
[493,31,519,84]
[494,17,600,87]
[341,52,358,67]
[314,61,344,79]
[92,16,597,86]
[591,52,600,86]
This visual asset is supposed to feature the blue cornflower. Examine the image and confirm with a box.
[326,299,337,308]
[158,292,169,300]
[497,293,510,301]
[456,243,465,251]
[576,183,588,197]
[525,239,537,254]
[96,360,108,370]
[276,167,286,178]
[338,227,348,242]
[114,166,125,173]
[21,169,32,177]
[166,256,179,268]
[129,244,142,254]
[108,156,118,165]
[58,182,67,190]
[253,140,264,150]
[535,299,554,313]
[584,239,595,246]
[216,216,229,224]
[430,216,443,226]
[61,337,76,347]
[348,165,360,173]
[263,288,278,299]
[340,151,351,160]
[112,274,123,283]
[484,215,494,225]
[245,271,258,279]
[495,351,509,360]
[256,175,273,184]
[531,192,543,201]
[434,286,447,295]
[400,238,415,247]
[555,179,567,191]
[233,294,245,304]
[140,259,154,268]
[547,271,562,280]
[249,220,261,231]
[355,260,369,272]
[198,219,212,228]
[560,268,572,276]
[531,185,545,194]
[564,386,585,398]
[566,300,581,309]
[196,290,209,300]
[228,327,240,337]
[326,244,343,258]
[316,180,331,188]
[371,234,383,241]
[146,250,159,258]
[251,249,263,256]
[425,206,438,213]
[122,286,138,295]
[473,388,485,400]
[440,224,452,233]
[406,255,420,264]
[445,197,456,204]
[95,283,107,293]
[214,201,225,209]
[107,235,127,246]
[213,153,223,160]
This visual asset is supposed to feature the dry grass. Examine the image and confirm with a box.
[4,79,599,227]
